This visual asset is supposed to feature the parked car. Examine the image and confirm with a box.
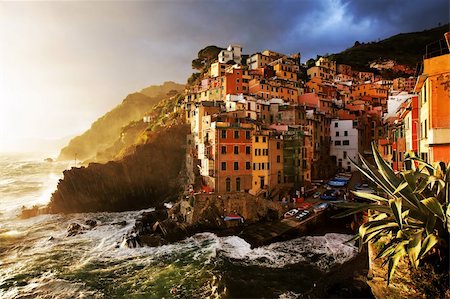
[284,209,299,219]
[320,190,340,201]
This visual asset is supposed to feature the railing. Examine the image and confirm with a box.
[424,38,449,60]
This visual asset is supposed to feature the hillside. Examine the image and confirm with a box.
[329,24,449,71]
[58,81,184,162]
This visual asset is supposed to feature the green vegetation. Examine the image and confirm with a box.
[334,143,449,291]
[329,24,449,71]
[58,81,184,163]
[191,45,224,71]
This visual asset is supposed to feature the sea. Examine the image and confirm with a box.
[0,154,360,298]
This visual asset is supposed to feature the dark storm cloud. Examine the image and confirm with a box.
[1,0,448,146]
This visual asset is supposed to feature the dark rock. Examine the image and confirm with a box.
[123,232,142,248]
[135,210,169,234]
[67,223,84,237]
[140,234,168,247]
[112,220,127,226]
[85,219,97,227]
[48,124,189,213]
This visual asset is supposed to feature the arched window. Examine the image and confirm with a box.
[226,178,231,192]
[236,177,241,192]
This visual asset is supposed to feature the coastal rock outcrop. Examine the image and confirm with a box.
[48,124,189,213]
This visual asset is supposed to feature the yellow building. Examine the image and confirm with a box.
[251,131,271,195]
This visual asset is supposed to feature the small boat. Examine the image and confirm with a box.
[313,202,329,212]
[328,180,347,187]
[284,209,299,219]
[224,214,244,221]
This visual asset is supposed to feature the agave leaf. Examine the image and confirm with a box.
[376,242,397,260]
[407,232,422,269]
[415,176,439,194]
[388,248,405,285]
[393,182,409,195]
[351,191,389,202]
[389,198,403,229]
[372,142,401,187]
[418,234,438,260]
[351,155,395,197]
[425,215,437,235]
[421,197,445,221]
[331,203,391,218]
[331,206,365,219]
[344,234,360,244]
[406,156,435,174]
[447,204,450,233]
[401,170,417,191]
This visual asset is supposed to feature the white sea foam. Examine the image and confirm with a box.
[216,233,357,271]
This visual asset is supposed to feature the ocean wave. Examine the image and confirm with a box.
[216,233,357,271]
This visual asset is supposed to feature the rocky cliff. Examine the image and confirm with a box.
[48,123,189,213]
[58,81,184,163]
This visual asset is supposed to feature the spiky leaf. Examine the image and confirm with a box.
[407,232,422,269]
[389,198,403,229]
[421,197,445,221]
[418,234,438,260]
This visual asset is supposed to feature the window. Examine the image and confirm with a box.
[226,178,231,192]
[277,142,280,149]
[343,140,350,146]
[277,155,281,163]
[234,146,239,154]
[253,163,256,170]
[344,131,348,136]
[236,178,241,191]
[255,136,259,142]
[336,131,339,137]
[246,131,251,139]
[246,162,251,170]
[221,130,226,139]
[221,162,226,170]
[262,137,267,143]
[246,146,251,154]
[254,148,258,156]
[262,163,265,170]
[234,131,239,139]
[335,140,341,146]
[343,151,347,159]
[234,162,239,170]
[221,146,226,154]
[334,122,338,127]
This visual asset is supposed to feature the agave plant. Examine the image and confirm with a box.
[333,143,449,284]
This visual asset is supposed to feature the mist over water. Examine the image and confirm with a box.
[0,154,358,298]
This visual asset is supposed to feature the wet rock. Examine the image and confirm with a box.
[48,125,189,214]
[140,234,168,247]
[67,223,84,237]
[112,220,127,226]
[134,210,168,234]
[85,219,97,227]
[123,232,142,248]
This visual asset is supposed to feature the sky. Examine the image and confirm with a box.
[0,0,448,154]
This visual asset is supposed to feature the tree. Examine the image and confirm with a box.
[191,45,224,71]
[333,143,449,286]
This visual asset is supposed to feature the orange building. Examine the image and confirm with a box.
[414,33,450,163]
